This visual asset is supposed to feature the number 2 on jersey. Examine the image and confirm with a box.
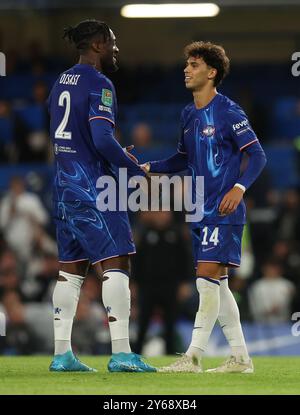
[55,91,72,140]
[201,227,219,246]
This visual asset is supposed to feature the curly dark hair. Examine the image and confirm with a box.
[184,41,230,86]
[63,19,111,52]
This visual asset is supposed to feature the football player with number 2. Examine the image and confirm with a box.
[47,19,156,373]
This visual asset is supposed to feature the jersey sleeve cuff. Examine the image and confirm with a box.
[240,139,258,151]
[89,116,115,126]
[234,183,246,192]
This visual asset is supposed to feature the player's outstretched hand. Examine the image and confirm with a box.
[219,186,244,216]
[140,162,150,174]
[124,145,138,164]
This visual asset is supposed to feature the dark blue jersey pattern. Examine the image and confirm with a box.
[47,63,141,263]
[151,93,263,227]
[180,93,260,226]
[48,63,143,206]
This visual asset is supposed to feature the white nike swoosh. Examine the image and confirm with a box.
[184,128,190,134]
[202,246,216,252]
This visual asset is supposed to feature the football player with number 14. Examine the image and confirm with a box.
[142,41,267,373]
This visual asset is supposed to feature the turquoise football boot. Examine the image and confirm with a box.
[49,351,97,372]
[108,352,157,373]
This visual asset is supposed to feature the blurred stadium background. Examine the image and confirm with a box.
[0,0,300,357]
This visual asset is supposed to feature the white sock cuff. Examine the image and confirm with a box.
[103,269,130,279]
[196,276,220,291]
[59,271,84,289]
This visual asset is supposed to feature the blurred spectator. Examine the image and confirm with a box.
[31,224,57,258]
[72,292,105,355]
[272,240,293,271]
[276,189,300,241]
[0,100,14,163]
[228,274,251,321]
[272,97,300,141]
[0,291,43,354]
[235,87,269,142]
[131,122,153,149]
[0,176,49,261]
[245,167,274,208]
[5,49,21,75]
[15,81,50,163]
[270,240,300,309]
[0,249,22,300]
[132,211,192,354]
[238,223,255,279]
[0,98,43,164]
[246,190,279,272]
[22,40,48,74]
[249,259,296,323]
[0,231,8,254]
[22,253,58,302]
[33,81,48,104]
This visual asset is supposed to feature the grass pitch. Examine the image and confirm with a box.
[0,356,299,395]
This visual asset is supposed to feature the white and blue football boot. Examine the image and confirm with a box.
[108,352,157,373]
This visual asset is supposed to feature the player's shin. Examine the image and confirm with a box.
[52,271,84,355]
[186,277,220,360]
[218,276,250,362]
[102,269,131,354]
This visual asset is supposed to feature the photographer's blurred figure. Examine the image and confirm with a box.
[0,176,49,262]
[0,291,42,355]
[249,259,296,323]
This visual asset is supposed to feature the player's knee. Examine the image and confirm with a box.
[59,260,89,278]
[101,255,131,274]
[196,262,223,279]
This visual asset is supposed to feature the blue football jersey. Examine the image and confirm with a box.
[179,93,258,227]
[47,63,118,204]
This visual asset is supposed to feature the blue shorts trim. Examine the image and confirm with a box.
[59,258,89,263]
[192,224,244,268]
[92,252,136,266]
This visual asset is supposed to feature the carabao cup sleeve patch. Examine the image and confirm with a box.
[101,88,113,107]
